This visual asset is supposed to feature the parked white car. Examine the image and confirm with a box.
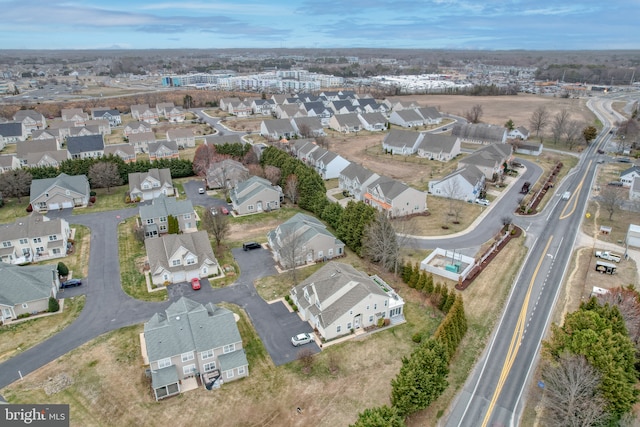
[475,198,490,206]
[291,333,313,347]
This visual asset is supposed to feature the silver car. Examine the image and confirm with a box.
[291,333,313,347]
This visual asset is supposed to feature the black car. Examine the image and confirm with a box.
[61,278,82,288]
[242,242,262,251]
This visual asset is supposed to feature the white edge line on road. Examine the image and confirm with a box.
[510,135,602,427]
[455,236,539,426]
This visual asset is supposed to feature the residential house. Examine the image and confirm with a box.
[416,106,442,125]
[0,122,25,145]
[16,138,60,166]
[290,262,405,341]
[310,149,350,180]
[123,121,153,136]
[452,123,507,145]
[251,98,276,116]
[458,144,513,180]
[143,297,248,400]
[128,132,156,154]
[382,129,423,155]
[620,166,640,188]
[91,108,122,127]
[358,112,388,132]
[388,109,425,128]
[416,134,462,162]
[129,168,174,201]
[219,97,242,111]
[148,140,179,161]
[165,106,186,123]
[230,176,282,215]
[131,104,159,124]
[104,143,136,163]
[508,126,530,140]
[629,176,640,202]
[428,165,486,202]
[303,102,333,126]
[267,213,345,268]
[291,117,325,137]
[203,134,244,147]
[512,140,543,156]
[139,195,197,237]
[48,121,76,139]
[0,263,59,324]
[328,113,362,133]
[61,108,88,125]
[166,128,196,148]
[206,159,249,190]
[260,119,297,140]
[227,99,252,117]
[329,100,359,115]
[339,162,380,201]
[0,213,71,264]
[274,104,305,120]
[383,98,421,111]
[156,102,175,118]
[66,134,105,159]
[12,110,46,135]
[0,154,20,173]
[289,138,318,159]
[358,98,388,114]
[29,173,90,212]
[145,231,219,285]
[364,176,427,217]
[25,150,70,168]
[32,129,60,144]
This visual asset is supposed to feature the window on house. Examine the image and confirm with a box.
[2,241,11,248]
[347,322,352,329]
[338,247,343,254]
[384,300,388,307]
[223,344,235,354]
[49,235,58,241]
[328,248,333,256]
[225,370,234,379]
[203,362,216,372]
[183,364,196,376]
[33,237,41,243]
[184,214,191,219]
[171,259,181,266]
[159,217,167,223]
[146,219,154,224]
[201,349,214,360]
[157,358,172,369]
[247,204,254,211]
[142,183,150,189]
[37,247,44,253]
[369,315,374,322]
[349,310,352,315]
[336,325,341,333]
[19,238,28,245]
[159,225,167,232]
[181,351,194,362]
[52,248,61,255]
[374,304,377,310]
[366,305,370,310]
[237,366,246,375]
[186,258,195,265]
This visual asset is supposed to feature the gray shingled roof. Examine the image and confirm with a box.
[262,118,296,135]
[66,134,104,155]
[452,123,506,143]
[145,230,217,277]
[30,173,89,199]
[383,129,422,149]
[231,176,276,206]
[393,109,424,123]
[144,297,242,363]
[417,133,459,153]
[129,168,172,192]
[332,113,361,127]
[339,162,377,183]
[368,176,411,200]
[16,139,58,158]
[139,195,193,220]
[218,349,249,371]
[0,213,65,242]
[0,262,56,306]
[0,122,23,138]
[203,134,243,146]
[292,262,387,328]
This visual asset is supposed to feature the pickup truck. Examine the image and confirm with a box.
[595,251,621,263]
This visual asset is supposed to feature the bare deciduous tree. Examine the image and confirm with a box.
[285,174,299,204]
[202,208,230,247]
[264,165,282,186]
[441,179,463,223]
[551,109,570,145]
[564,120,583,150]
[88,162,122,193]
[0,169,32,202]
[297,123,312,138]
[599,185,624,220]
[541,353,608,427]
[529,106,550,139]
[315,135,329,149]
[278,225,305,284]
[362,211,416,275]
[464,104,483,124]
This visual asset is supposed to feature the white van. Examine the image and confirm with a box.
[562,191,571,200]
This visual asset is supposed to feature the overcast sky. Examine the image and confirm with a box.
[1,0,637,50]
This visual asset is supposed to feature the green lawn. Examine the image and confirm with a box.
[117,218,166,302]
[0,198,30,224]
[74,185,135,215]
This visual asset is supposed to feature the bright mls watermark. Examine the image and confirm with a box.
[2,404,69,426]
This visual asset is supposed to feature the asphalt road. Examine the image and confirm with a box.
[445,96,619,427]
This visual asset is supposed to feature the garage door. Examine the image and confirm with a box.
[48,203,59,210]
[186,271,199,281]
[172,271,186,283]
[62,201,73,208]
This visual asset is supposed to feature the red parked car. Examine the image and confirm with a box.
[221,207,229,215]
[190,278,201,290]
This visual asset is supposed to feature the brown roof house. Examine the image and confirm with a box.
[145,230,219,286]
[129,168,174,201]
[290,262,405,341]
[142,297,248,400]
[0,262,60,324]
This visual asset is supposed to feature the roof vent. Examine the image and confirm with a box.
[175,316,180,321]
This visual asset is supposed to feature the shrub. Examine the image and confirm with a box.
[26,204,33,213]
[57,261,69,277]
[412,333,423,343]
[90,190,97,196]
[284,295,291,302]
[377,318,386,328]
[89,196,96,203]
[48,297,60,313]
[17,313,31,319]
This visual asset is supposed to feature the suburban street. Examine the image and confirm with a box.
[444,97,619,426]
